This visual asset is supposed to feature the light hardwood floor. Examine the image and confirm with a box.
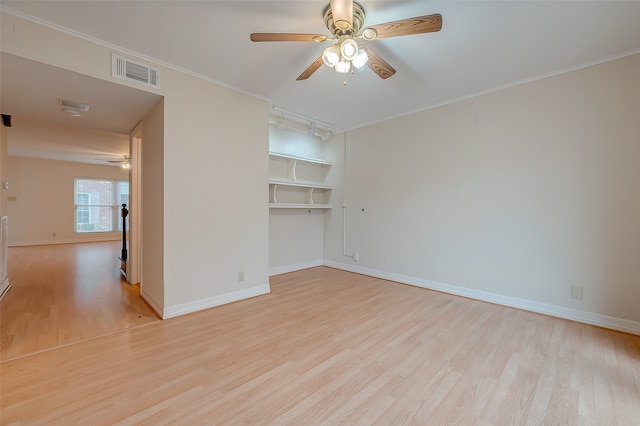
[1,266,639,424]
[0,242,159,361]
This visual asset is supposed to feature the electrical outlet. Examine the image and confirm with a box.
[353,252,359,261]
[570,285,583,300]
[238,271,245,282]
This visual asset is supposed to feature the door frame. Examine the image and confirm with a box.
[128,121,143,285]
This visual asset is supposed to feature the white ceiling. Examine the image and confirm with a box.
[1,53,162,165]
[2,1,640,162]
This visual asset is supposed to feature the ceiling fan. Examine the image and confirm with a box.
[102,155,130,169]
[250,0,442,80]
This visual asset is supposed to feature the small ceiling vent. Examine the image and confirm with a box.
[112,54,160,88]
[57,98,90,117]
[58,98,90,111]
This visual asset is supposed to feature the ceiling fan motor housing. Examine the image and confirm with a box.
[323,2,366,37]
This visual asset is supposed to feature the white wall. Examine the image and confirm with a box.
[1,11,270,318]
[325,53,640,329]
[7,157,128,245]
[269,209,324,275]
[140,100,165,313]
[161,67,269,314]
[269,124,327,160]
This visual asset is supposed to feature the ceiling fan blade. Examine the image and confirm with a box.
[250,33,327,42]
[365,48,396,79]
[363,14,442,40]
[297,56,325,81]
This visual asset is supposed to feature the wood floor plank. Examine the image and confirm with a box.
[0,242,160,361]
[1,266,639,424]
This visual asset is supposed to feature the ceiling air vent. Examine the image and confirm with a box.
[57,98,90,117]
[112,54,160,88]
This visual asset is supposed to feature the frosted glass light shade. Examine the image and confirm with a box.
[322,45,340,67]
[352,48,369,69]
[335,59,351,73]
[340,39,359,60]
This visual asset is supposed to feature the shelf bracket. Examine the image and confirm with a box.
[306,187,315,205]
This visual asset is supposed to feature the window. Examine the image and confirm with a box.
[77,193,91,225]
[74,178,129,233]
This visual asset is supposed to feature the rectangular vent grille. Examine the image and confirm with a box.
[112,54,160,88]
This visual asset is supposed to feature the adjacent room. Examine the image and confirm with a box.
[1,1,639,424]
[0,54,163,360]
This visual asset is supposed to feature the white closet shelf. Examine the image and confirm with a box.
[269,203,333,209]
[269,151,332,166]
[268,179,332,190]
[269,150,332,208]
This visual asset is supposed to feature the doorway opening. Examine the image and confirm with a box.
[0,53,163,359]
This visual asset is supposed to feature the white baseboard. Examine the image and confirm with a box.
[140,288,163,319]
[269,259,323,276]
[163,284,271,319]
[323,260,640,336]
[0,278,10,301]
[10,236,120,247]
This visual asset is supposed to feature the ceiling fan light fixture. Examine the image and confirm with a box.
[352,48,369,69]
[251,2,443,81]
[340,39,359,60]
[322,45,341,67]
[335,58,351,73]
